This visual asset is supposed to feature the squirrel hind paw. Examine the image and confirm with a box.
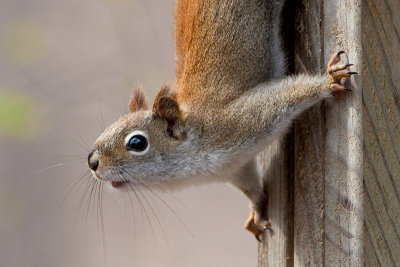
[244,209,271,242]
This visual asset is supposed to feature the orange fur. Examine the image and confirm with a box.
[175,0,275,105]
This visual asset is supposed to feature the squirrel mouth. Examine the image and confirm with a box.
[111,181,128,188]
[91,171,128,188]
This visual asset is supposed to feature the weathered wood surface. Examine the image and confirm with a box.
[257,1,296,265]
[293,0,326,265]
[259,0,365,265]
[363,0,400,266]
[258,137,294,266]
[323,0,364,265]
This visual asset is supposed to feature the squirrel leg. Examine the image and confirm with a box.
[226,51,357,150]
[228,52,357,241]
[232,157,270,241]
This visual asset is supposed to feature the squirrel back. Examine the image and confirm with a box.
[175,0,286,105]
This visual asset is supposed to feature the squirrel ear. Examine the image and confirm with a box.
[153,85,184,138]
[153,96,180,122]
[152,85,181,122]
[129,86,148,113]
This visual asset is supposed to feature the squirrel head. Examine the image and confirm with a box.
[88,85,190,188]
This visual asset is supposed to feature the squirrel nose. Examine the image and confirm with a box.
[88,150,99,171]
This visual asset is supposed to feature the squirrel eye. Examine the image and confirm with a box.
[125,131,150,155]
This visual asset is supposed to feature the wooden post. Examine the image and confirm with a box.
[362,0,400,265]
[259,0,365,265]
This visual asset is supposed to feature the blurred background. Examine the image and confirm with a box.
[0,0,256,266]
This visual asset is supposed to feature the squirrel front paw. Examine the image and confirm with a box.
[327,51,358,94]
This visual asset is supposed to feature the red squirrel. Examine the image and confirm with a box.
[87,0,357,241]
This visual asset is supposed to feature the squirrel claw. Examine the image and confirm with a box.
[327,51,357,93]
[328,51,345,67]
[245,209,270,242]
[255,233,263,242]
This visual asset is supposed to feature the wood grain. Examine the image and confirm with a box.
[362,0,400,265]
[259,0,400,265]
[323,0,364,265]
[292,0,325,265]
[259,0,364,265]
[258,137,294,267]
